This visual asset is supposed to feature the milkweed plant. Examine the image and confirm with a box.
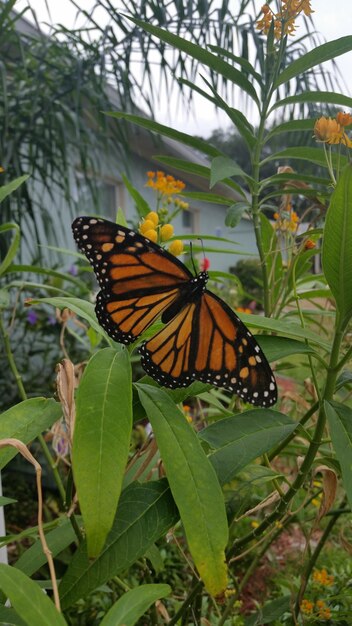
[1,1,352,624]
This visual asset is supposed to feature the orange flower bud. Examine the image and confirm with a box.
[336,111,352,126]
[160,223,174,241]
[304,239,316,250]
[168,240,184,256]
[139,219,155,234]
[145,211,159,227]
[144,229,158,243]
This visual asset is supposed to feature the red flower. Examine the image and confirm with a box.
[201,257,210,271]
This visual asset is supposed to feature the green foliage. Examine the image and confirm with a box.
[1,4,352,626]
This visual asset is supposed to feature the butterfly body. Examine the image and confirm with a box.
[72,216,277,407]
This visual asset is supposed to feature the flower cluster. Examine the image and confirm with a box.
[257,0,314,38]
[146,171,186,196]
[273,207,299,232]
[139,211,184,256]
[313,568,334,587]
[314,112,352,147]
[301,598,331,620]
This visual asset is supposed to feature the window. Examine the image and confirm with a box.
[76,175,124,219]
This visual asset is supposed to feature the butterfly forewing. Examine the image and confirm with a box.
[72,217,192,343]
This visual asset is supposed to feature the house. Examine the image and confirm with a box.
[4,5,258,275]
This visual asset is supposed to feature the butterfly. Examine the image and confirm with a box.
[72,216,277,407]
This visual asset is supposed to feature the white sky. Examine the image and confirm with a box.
[15,0,352,136]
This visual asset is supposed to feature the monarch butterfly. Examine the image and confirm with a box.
[72,216,277,407]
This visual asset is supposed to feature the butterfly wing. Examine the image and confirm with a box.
[72,216,193,344]
[140,290,277,407]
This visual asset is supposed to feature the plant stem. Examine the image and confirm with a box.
[294,498,347,618]
[0,314,83,543]
[168,580,203,626]
[230,319,344,557]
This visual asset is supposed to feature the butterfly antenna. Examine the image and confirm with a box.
[189,241,198,275]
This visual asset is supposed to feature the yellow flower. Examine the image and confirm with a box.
[144,229,158,243]
[237,307,252,314]
[145,211,159,227]
[0,166,4,173]
[160,223,174,241]
[312,498,320,507]
[313,568,334,586]
[301,599,314,615]
[139,219,155,235]
[314,116,352,147]
[336,111,352,126]
[256,0,313,38]
[168,240,184,256]
[251,520,259,528]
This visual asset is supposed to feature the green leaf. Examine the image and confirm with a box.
[137,384,228,597]
[225,202,248,228]
[210,156,248,188]
[244,595,291,625]
[237,312,330,350]
[33,297,111,341]
[122,173,150,218]
[0,564,67,626]
[0,398,62,469]
[107,112,222,159]
[73,348,132,557]
[199,410,296,485]
[263,147,347,169]
[275,37,352,87]
[15,519,77,577]
[116,207,128,227]
[59,480,178,609]
[182,191,233,206]
[256,336,316,363]
[322,164,352,328]
[0,223,20,277]
[0,175,29,204]
[260,213,282,305]
[125,16,259,104]
[0,496,16,506]
[325,401,352,509]
[270,90,352,113]
[100,584,171,626]
[266,118,314,140]
[0,605,26,626]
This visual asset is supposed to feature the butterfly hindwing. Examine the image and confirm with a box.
[140,290,277,407]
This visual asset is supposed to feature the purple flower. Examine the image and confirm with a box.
[68,264,78,277]
[47,315,57,326]
[27,309,38,325]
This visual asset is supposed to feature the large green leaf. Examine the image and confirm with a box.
[275,37,352,87]
[73,348,132,557]
[260,213,282,306]
[322,164,352,328]
[107,112,222,158]
[263,147,347,169]
[137,384,228,597]
[0,398,62,469]
[125,17,259,104]
[0,223,20,277]
[245,595,291,625]
[199,410,296,485]
[100,584,171,626]
[270,91,352,113]
[0,605,26,626]
[210,156,248,188]
[0,175,29,204]
[256,336,316,363]
[325,401,352,509]
[59,480,178,609]
[15,519,77,577]
[34,297,111,341]
[237,312,330,350]
[0,565,67,626]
